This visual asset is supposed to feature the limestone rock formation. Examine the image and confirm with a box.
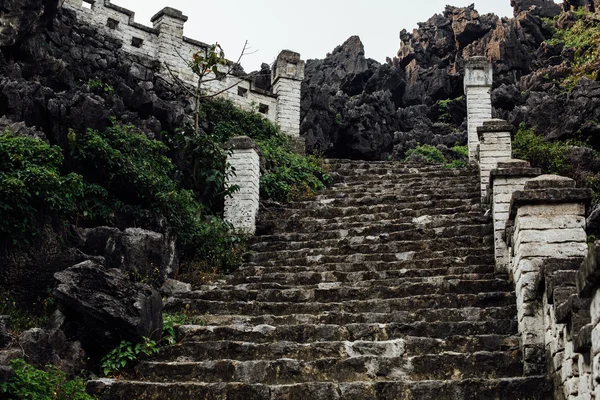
[0,0,59,46]
[54,261,162,357]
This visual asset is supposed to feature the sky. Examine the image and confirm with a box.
[113,0,557,72]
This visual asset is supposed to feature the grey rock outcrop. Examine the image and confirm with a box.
[0,0,59,46]
[54,261,162,357]
[74,226,178,285]
[0,316,9,348]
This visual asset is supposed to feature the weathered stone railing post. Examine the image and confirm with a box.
[464,56,493,161]
[508,175,590,376]
[223,136,260,235]
[477,119,513,201]
[489,160,541,273]
[272,50,305,149]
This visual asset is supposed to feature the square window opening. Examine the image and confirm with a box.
[258,104,269,114]
[237,87,248,97]
[107,18,119,30]
[132,37,143,48]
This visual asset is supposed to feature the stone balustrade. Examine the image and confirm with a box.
[467,55,600,399]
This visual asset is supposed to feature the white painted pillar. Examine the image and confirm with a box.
[464,56,493,161]
[151,7,188,74]
[509,175,590,375]
[223,136,261,235]
[477,119,513,201]
[272,50,305,140]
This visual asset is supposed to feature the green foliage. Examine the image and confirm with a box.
[1,359,93,400]
[0,293,55,334]
[444,159,468,169]
[405,144,446,164]
[194,98,332,202]
[335,113,343,125]
[0,133,84,242]
[513,123,576,175]
[100,337,159,376]
[451,145,469,158]
[437,96,463,124]
[546,9,600,89]
[259,135,332,202]
[87,77,114,95]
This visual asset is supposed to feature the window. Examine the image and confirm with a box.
[131,37,143,48]
[237,87,248,97]
[258,104,269,114]
[107,18,119,30]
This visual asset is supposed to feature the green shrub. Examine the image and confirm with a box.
[258,135,332,202]
[1,359,93,400]
[405,144,446,164]
[100,337,159,376]
[0,133,84,243]
[513,123,574,175]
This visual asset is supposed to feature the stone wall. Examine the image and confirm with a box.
[467,56,600,399]
[62,0,303,138]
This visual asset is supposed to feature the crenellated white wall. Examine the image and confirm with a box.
[62,0,304,138]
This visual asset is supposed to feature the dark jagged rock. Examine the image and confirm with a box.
[0,0,59,46]
[18,327,86,373]
[511,0,562,17]
[301,36,405,159]
[74,226,179,285]
[0,316,9,347]
[54,261,162,358]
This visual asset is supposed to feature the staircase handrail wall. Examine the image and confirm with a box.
[466,56,598,399]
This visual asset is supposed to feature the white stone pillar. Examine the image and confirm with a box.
[489,160,541,273]
[151,7,188,73]
[223,136,260,235]
[509,175,590,375]
[477,119,513,201]
[272,50,305,141]
[464,56,493,161]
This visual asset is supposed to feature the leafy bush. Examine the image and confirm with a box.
[546,9,600,89]
[0,133,84,243]
[513,123,575,175]
[195,98,332,202]
[100,337,159,376]
[404,144,446,164]
[1,359,92,400]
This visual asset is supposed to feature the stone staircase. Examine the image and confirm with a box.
[95,160,553,399]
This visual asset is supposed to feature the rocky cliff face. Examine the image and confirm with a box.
[300,0,600,165]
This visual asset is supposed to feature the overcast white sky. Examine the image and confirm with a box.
[114,0,558,71]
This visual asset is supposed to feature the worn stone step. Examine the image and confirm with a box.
[266,210,487,232]
[165,292,515,317]
[173,320,517,344]
[135,350,522,384]
[229,267,497,286]
[184,279,511,303]
[247,246,495,267]
[311,190,480,205]
[316,182,479,196]
[155,334,520,363]
[249,231,493,253]
[250,224,492,246]
[258,199,481,221]
[192,306,517,327]
[90,376,552,400]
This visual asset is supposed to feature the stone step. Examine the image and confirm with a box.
[247,246,494,266]
[257,199,480,220]
[264,209,486,231]
[229,265,496,284]
[193,306,518,327]
[165,291,515,316]
[316,182,479,196]
[134,351,522,384]
[155,334,520,362]
[90,376,552,400]
[249,230,493,252]
[312,189,480,204]
[242,258,495,275]
[183,279,512,303]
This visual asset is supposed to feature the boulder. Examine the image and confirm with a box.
[18,327,86,373]
[54,261,162,358]
[74,226,178,285]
